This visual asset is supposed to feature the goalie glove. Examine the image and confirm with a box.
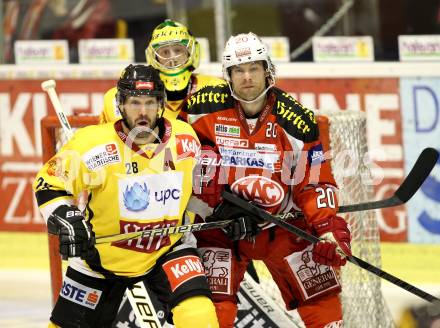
[312,216,352,267]
[47,205,95,260]
[207,201,263,241]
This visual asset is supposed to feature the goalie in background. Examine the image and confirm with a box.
[100,19,224,123]
[181,32,352,328]
[33,64,219,328]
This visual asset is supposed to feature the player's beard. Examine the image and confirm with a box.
[123,113,159,143]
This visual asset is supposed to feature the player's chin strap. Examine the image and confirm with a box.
[227,75,275,104]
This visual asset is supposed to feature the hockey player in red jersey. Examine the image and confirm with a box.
[181,33,352,328]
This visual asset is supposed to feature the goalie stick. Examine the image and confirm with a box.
[41,80,162,328]
[221,190,440,304]
[95,147,439,244]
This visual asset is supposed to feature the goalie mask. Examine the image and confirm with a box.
[146,19,200,91]
[222,32,276,103]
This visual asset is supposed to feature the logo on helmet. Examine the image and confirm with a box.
[235,47,251,58]
[135,81,154,90]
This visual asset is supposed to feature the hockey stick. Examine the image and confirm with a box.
[41,79,162,328]
[41,80,74,140]
[338,147,439,213]
[95,219,232,244]
[95,147,439,244]
[222,191,440,304]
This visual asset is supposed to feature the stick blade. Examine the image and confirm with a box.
[395,147,439,202]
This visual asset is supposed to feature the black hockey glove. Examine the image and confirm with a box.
[47,205,95,260]
[208,201,263,241]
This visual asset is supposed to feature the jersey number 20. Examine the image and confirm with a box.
[316,187,336,208]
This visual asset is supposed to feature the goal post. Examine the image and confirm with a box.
[40,111,394,326]
[40,115,99,305]
[254,110,394,327]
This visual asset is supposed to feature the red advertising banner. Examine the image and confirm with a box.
[278,78,406,241]
[0,80,114,232]
[0,77,406,241]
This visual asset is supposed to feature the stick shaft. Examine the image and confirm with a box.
[42,81,74,138]
[222,191,439,304]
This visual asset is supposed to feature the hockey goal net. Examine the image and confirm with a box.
[40,110,394,327]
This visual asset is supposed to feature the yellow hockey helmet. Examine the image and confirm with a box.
[146,19,200,91]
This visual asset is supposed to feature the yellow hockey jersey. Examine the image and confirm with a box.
[99,74,225,123]
[33,118,201,278]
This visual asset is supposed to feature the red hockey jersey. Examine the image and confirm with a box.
[181,84,338,225]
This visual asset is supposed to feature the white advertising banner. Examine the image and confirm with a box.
[14,40,69,65]
[78,39,134,64]
[398,35,440,61]
[261,37,290,62]
[196,37,211,63]
[312,36,374,62]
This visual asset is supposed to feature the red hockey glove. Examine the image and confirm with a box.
[193,144,223,208]
[312,216,351,267]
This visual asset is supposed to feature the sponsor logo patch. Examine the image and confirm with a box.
[115,219,178,253]
[119,172,182,219]
[308,143,325,166]
[215,124,241,137]
[176,134,201,159]
[82,143,121,170]
[254,143,277,151]
[162,255,205,291]
[135,81,154,90]
[219,147,279,170]
[235,47,251,57]
[199,248,232,295]
[60,276,102,309]
[215,136,249,148]
[231,176,284,207]
[123,182,150,211]
[285,245,341,301]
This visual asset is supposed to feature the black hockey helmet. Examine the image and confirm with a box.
[117,64,165,102]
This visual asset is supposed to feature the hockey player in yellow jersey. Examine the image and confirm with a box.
[100,19,224,123]
[34,64,219,328]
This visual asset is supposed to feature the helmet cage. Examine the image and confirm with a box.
[146,19,200,74]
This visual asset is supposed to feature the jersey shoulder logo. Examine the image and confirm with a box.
[175,134,201,160]
[271,87,319,142]
[185,85,234,114]
[82,143,121,171]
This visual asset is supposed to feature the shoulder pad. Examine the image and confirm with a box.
[194,74,226,88]
[184,84,233,114]
[271,87,319,142]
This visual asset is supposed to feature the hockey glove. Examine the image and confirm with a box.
[312,216,351,267]
[208,201,263,241]
[47,205,95,260]
[193,144,223,208]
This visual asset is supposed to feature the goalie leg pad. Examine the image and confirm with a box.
[172,295,219,328]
